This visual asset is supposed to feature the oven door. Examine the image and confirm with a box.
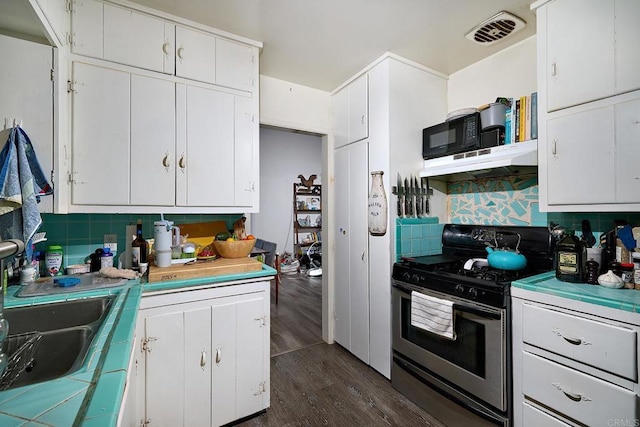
[392,281,507,412]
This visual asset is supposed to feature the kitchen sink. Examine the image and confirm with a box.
[1,296,115,390]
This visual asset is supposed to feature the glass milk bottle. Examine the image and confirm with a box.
[368,171,388,236]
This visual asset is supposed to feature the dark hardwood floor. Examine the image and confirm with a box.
[236,271,445,427]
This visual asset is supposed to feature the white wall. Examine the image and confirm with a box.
[251,127,322,255]
[259,75,331,134]
[447,36,537,112]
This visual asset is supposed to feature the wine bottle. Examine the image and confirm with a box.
[131,219,148,271]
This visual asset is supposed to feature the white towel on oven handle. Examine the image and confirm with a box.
[410,290,456,340]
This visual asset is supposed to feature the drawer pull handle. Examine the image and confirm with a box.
[552,383,591,402]
[215,347,222,364]
[553,329,590,346]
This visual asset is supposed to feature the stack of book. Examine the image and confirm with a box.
[504,92,537,144]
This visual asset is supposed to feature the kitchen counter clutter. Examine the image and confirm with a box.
[0,264,276,426]
[512,272,640,426]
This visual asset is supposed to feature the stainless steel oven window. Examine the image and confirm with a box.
[392,283,507,411]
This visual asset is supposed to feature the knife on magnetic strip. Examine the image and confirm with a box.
[404,177,411,217]
[396,172,403,217]
[414,175,421,217]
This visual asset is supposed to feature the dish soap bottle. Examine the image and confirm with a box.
[555,230,586,283]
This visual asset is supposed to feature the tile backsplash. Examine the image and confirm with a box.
[395,176,640,260]
[35,213,243,267]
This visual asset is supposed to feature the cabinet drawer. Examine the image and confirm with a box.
[522,352,638,426]
[522,304,637,380]
[522,402,570,427]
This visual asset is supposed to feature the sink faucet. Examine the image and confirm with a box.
[0,239,25,376]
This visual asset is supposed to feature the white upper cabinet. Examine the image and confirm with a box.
[348,74,369,143]
[175,25,216,84]
[70,0,103,58]
[62,0,260,212]
[536,0,640,211]
[70,0,259,93]
[71,62,130,205]
[333,74,369,149]
[216,38,256,92]
[616,0,640,95]
[545,0,614,111]
[130,74,176,206]
[176,84,234,207]
[103,4,174,74]
[544,0,640,112]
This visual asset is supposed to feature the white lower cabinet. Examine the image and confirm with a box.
[133,281,270,427]
[512,291,640,427]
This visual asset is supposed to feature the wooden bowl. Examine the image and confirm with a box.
[213,239,256,258]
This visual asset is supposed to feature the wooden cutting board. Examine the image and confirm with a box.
[147,257,262,283]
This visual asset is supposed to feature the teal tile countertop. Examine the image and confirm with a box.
[0,264,276,426]
[513,271,640,313]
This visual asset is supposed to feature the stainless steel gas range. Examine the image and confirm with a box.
[391,224,554,426]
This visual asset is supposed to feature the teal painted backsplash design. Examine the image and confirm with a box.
[36,213,243,268]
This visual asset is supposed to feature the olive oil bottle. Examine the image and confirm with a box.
[555,230,586,283]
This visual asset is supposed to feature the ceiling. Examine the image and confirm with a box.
[127,0,537,91]
[0,0,537,93]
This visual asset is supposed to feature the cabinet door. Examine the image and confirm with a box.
[332,87,349,149]
[144,310,185,427]
[615,97,640,202]
[212,302,237,426]
[0,35,53,214]
[615,0,640,95]
[130,74,176,206]
[546,106,615,205]
[71,62,130,205]
[176,84,234,207]
[71,0,103,58]
[334,141,370,364]
[235,295,268,419]
[234,95,257,208]
[216,38,255,92]
[184,307,212,426]
[348,74,369,143]
[175,26,216,84]
[103,4,172,74]
[545,0,614,111]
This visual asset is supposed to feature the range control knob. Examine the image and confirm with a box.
[468,288,478,300]
[411,274,421,284]
[402,272,411,282]
[454,284,465,295]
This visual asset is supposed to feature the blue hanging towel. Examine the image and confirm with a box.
[0,126,53,261]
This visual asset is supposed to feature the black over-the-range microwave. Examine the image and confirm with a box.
[422,112,498,160]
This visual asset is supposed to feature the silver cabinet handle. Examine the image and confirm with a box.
[179,154,186,170]
[361,251,365,261]
[177,46,185,60]
[553,329,590,346]
[551,62,557,77]
[200,351,206,369]
[215,347,221,364]
[162,153,170,168]
[361,114,365,125]
[552,139,557,155]
[552,383,590,402]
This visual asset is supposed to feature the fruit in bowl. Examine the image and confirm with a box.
[213,238,256,258]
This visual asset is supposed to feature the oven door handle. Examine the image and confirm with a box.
[393,281,502,320]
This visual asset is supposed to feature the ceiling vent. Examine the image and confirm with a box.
[465,11,526,46]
